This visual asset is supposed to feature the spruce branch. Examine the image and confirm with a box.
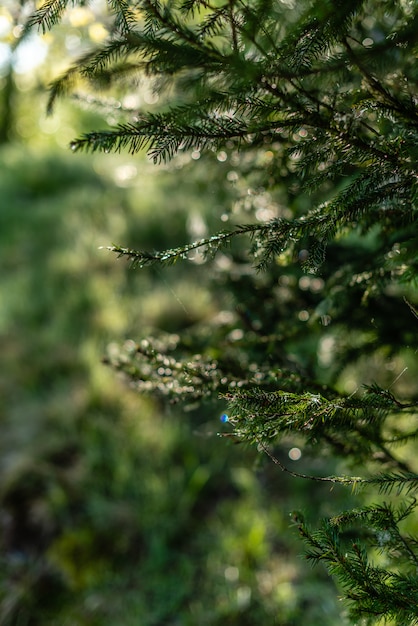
[221,385,416,477]
[70,110,254,159]
[24,0,70,34]
[343,36,418,125]
[259,441,364,487]
[294,513,418,624]
[104,167,415,271]
[47,51,100,115]
[364,473,418,496]
[103,213,333,271]
[108,0,139,34]
[105,225,256,268]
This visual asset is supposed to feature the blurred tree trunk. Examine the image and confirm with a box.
[0,63,17,144]
[0,1,37,144]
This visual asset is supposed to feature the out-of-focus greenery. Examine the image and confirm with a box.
[1,134,357,624]
[0,120,354,624]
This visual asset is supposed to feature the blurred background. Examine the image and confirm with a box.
[0,2,389,624]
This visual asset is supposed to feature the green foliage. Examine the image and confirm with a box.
[295,500,418,625]
[0,144,348,625]
[19,0,418,623]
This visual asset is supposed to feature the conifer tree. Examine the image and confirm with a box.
[26,0,418,623]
